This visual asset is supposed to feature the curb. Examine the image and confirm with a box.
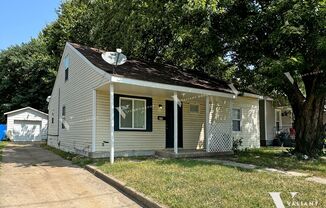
[85,165,167,208]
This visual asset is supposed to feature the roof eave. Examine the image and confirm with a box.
[4,107,48,116]
[110,76,236,98]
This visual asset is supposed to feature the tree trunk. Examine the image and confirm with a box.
[292,96,325,157]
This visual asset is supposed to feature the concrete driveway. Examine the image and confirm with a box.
[0,143,140,208]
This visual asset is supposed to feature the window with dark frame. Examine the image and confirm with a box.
[114,94,152,132]
[232,108,241,131]
[64,55,69,81]
[62,106,66,129]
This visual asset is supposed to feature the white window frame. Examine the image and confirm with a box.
[189,104,199,114]
[119,97,147,130]
[232,108,241,132]
[64,55,69,70]
[275,109,282,132]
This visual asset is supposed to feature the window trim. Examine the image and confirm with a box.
[119,97,147,130]
[232,108,241,132]
[189,104,200,114]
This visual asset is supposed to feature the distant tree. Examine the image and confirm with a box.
[0,38,56,123]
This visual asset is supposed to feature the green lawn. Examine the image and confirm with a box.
[230,147,326,177]
[0,141,8,167]
[96,158,325,208]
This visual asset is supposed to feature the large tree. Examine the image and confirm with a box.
[213,0,326,156]
[1,0,323,156]
[0,38,56,123]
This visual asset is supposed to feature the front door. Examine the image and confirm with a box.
[165,100,183,148]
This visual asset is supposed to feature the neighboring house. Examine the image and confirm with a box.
[47,42,261,161]
[260,99,326,146]
[4,107,48,142]
[259,99,293,146]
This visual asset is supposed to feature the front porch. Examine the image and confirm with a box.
[93,81,236,162]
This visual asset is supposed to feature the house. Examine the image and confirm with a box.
[4,107,48,142]
[259,99,293,146]
[259,99,326,146]
[47,42,261,163]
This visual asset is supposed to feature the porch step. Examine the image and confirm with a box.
[155,150,233,159]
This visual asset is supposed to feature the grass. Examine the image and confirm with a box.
[230,147,326,177]
[96,158,325,208]
[40,144,94,167]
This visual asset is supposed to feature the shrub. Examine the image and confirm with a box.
[232,137,243,153]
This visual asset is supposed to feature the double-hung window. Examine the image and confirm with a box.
[232,108,241,131]
[119,97,146,130]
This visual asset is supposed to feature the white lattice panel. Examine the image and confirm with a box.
[207,122,232,152]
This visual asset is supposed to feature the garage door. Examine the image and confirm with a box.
[13,120,42,141]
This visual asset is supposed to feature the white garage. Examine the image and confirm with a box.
[4,107,48,142]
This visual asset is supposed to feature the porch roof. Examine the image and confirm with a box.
[69,43,234,95]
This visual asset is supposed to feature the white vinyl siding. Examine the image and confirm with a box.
[232,97,260,148]
[183,101,205,149]
[265,100,276,143]
[232,108,241,131]
[47,44,108,154]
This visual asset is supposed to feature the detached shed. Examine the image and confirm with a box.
[4,107,48,142]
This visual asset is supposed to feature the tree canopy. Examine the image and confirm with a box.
[0,0,324,155]
[0,38,56,123]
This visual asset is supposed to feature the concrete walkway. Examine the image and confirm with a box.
[195,158,326,185]
[0,143,140,208]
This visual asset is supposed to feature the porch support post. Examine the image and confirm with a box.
[205,96,210,152]
[263,98,267,142]
[92,89,96,152]
[110,83,115,164]
[173,91,178,154]
[229,98,233,149]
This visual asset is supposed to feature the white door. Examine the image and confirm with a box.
[13,120,42,141]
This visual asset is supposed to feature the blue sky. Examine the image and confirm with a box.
[0,0,61,50]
